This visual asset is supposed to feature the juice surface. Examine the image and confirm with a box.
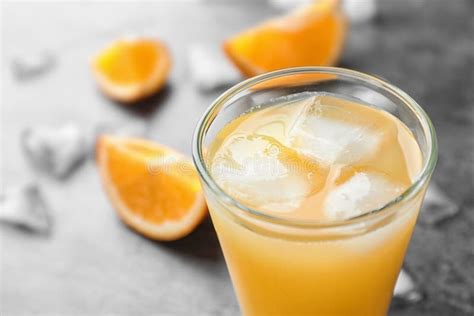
[208,93,422,222]
[205,93,425,315]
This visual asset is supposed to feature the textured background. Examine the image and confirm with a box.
[1,0,473,315]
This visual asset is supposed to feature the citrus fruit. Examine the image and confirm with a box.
[224,0,347,77]
[92,38,171,103]
[97,136,207,241]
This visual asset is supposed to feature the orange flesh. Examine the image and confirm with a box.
[224,0,347,77]
[104,139,201,224]
[95,41,160,84]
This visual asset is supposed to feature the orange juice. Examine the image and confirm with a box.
[205,93,425,315]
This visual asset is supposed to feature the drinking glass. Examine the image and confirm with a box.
[192,67,437,315]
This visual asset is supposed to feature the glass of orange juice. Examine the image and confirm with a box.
[193,67,437,315]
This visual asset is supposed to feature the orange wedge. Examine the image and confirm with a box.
[92,38,171,103]
[97,136,207,241]
[224,0,347,77]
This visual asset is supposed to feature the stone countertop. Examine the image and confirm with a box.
[1,0,473,315]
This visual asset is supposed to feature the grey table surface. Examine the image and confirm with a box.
[1,0,473,315]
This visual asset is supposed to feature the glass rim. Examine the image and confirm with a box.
[192,67,438,229]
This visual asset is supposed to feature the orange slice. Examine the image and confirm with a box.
[224,0,347,77]
[92,38,171,103]
[97,136,207,241]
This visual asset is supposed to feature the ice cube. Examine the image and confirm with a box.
[419,183,459,226]
[269,0,312,11]
[11,51,56,81]
[22,124,88,179]
[392,269,423,307]
[342,0,377,23]
[211,135,311,212]
[187,44,242,92]
[324,171,404,220]
[0,184,52,233]
[289,96,381,165]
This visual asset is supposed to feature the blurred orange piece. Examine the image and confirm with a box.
[224,0,347,77]
[92,38,171,103]
[97,136,207,241]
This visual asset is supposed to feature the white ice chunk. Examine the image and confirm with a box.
[289,96,381,165]
[269,0,312,11]
[22,124,88,178]
[188,44,242,91]
[11,51,56,81]
[211,135,310,212]
[324,172,404,220]
[419,183,459,225]
[292,116,380,164]
[343,0,377,23]
[0,184,51,233]
[393,269,423,306]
